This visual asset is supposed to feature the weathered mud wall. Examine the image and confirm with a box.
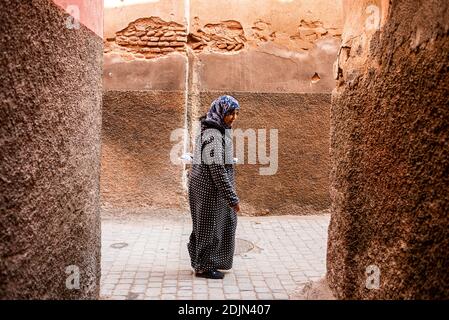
[190,0,342,93]
[103,0,187,91]
[103,0,343,92]
[0,0,103,299]
[101,91,186,210]
[327,0,449,299]
[101,90,331,214]
[101,0,342,214]
[198,92,331,215]
[104,0,186,40]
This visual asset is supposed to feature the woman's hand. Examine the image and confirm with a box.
[232,203,240,213]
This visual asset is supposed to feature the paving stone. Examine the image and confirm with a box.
[223,285,240,294]
[101,215,330,300]
[257,293,274,299]
[254,286,271,293]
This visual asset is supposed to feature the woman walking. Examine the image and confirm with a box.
[187,95,241,279]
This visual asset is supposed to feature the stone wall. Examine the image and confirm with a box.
[104,17,188,59]
[327,0,449,299]
[0,0,103,299]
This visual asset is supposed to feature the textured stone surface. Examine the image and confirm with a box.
[197,92,331,216]
[101,91,187,210]
[0,0,102,299]
[327,0,449,299]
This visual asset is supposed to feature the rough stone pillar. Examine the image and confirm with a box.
[327,0,449,299]
[0,0,103,299]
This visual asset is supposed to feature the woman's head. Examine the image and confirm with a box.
[223,108,239,127]
[204,95,240,129]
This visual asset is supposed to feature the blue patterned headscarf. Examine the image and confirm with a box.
[204,95,240,130]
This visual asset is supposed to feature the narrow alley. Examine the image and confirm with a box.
[1,0,448,303]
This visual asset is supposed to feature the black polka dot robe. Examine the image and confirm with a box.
[187,118,239,272]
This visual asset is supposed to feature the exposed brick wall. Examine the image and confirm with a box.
[103,16,248,60]
[104,15,342,60]
[104,17,187,59]
[103,1,343,92]
[189,20,246,52]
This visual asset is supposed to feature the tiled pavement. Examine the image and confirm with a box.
[100,213,330,300]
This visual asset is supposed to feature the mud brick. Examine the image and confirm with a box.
[169,42,185,47]
[191,42,203,50]
[124,31,136,37]
[160,36,177,41]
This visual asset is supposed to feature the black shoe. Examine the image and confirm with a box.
[195,270,224,279]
